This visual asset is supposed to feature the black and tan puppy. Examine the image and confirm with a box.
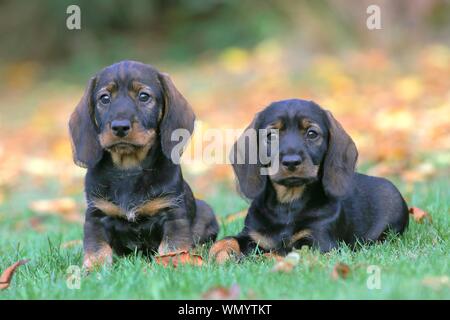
[69,60,218,269]
[210,99,409,262]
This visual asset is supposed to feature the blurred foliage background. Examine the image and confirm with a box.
[0,0,449,219]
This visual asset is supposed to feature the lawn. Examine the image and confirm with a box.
[0,0,449,301]
[0,174,448,299]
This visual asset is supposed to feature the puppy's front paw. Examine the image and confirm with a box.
[83,245,113,272]
[209,238,241,264]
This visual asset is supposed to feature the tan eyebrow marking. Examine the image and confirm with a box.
[266,120,283,130]
[96,82,118,101]
[131,81,144,92]
[130,81,154,94]
[301,118,312,127]
[300,118,321,131]
[99,82,117,93]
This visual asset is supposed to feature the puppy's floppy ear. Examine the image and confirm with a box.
[158,72,195,160]
[68,76,103,168]
[322,110,358,198]
[230,113,266,199]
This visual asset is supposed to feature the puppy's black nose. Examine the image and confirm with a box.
[281,155,302,171]
[111,120,131,138]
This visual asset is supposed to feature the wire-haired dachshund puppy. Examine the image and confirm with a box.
[210,99,409,262]
[69,60,218,270]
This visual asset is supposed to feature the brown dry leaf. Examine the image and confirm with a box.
[202,284,240,300]
[401,162,436,183]
[29,197,76,213]
[61,239,82,249]
[422,276,450,290]
[154,251,203,268]
[272,260,296,273]
[29,217,45,232]
[409,207,432,223]
[271,252,300,273]
[29,198,83,223]
[331,262,351,280]
[15,217,46,232]
[0,259,30,290]
[263,252,284,262]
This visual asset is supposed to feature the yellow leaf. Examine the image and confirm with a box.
[394,76,423,102]
[220,47,250,74]
[375,109,414,131]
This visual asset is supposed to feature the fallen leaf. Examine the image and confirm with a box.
[202,284,240,300]
[271,260,295,273]
[401,162,436,183]
[154,251,203,268]
[0,259,30,290]
[29,197,76,213]
[331,262,350,280]
[271,252,300,273]
[14,216,46,232]
[422,276,450,290]
[263,252,284,262]
[61,239,82,249]
[409,207,432,223]
[29,198,83,223]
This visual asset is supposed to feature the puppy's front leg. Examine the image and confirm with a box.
[158,217,193,255]
[312,232,338,253]
[83,212,113,271]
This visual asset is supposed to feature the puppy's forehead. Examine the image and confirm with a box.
[261,99,326,126]
[95,61,160,87]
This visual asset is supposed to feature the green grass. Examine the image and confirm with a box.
[0,177,449,300]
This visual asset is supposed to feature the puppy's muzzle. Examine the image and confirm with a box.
[281,154,302,171]
[271,153,319,186]
[111,119,131,138]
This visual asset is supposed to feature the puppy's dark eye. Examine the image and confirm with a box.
[99,94,111,105]
[306,129,319,139]
[138,92,151,102]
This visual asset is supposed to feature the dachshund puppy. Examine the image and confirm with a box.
[69,60,218,269]
[210,99,409,262]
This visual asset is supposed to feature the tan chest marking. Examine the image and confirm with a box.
[135,196,179,217]
[92,196,178,220]
[273,184,305,203]
[110,143,152,169]
[92,198,123,217]
[103,128,156,169]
